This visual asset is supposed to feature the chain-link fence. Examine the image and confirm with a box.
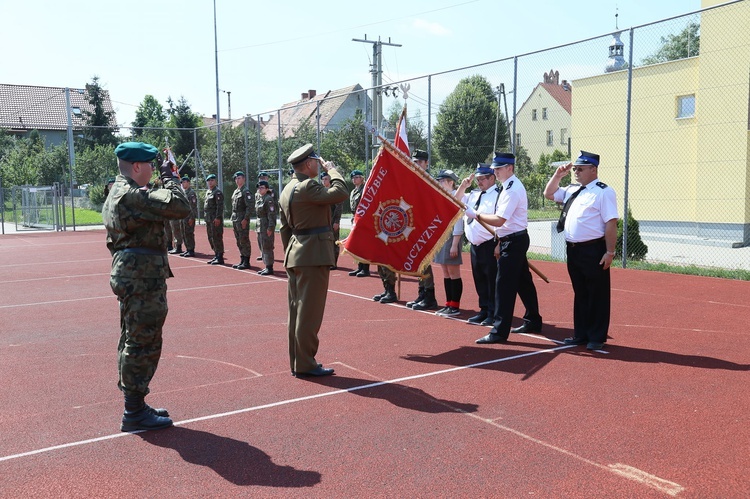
[3,1,749,275]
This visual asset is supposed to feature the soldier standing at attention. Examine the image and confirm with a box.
[256,171,276,261]
[102,141,190,432]
[255,180,277,275]
[279,144,348,377]
[407,149,438,311]
[347,169,370,277]
[204,173,225,265]
[230,171,254,270]
[179,176,198,257]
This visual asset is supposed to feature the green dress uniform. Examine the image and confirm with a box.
[180,186,198,253]
[279,159,348,374]
[204,185,224,255]
[255,190,277,269]
[103,175,190,399]
[231,184,254,258]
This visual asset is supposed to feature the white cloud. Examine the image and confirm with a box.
[412,19,452,36]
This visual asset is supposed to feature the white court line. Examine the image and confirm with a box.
[0,343,682,496]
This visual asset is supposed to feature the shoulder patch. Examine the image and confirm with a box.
[596,181,608,189]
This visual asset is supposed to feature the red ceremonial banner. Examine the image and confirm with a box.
[342,141,463,276]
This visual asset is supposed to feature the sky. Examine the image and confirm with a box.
[1,0,702,131]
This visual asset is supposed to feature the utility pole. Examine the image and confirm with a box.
[221,90,232,120]
[352,35,401,158]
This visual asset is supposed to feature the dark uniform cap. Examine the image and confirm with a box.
[256,180,270,188]
[180,175,191,182]
[232,171,245,179]
[350,170,364,178]
[287,143,320,165]
[475,163,493,176]
[320,171,330,179]
[490,152,515,168]
[205,174,217,181]
[412,149,428,161]
[436,169,459,183]
[114,142,158,163]
[106,177,116,184]
[258,171,270,178]
[573,150,600,167]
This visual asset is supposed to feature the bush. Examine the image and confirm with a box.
[88,184,107,206]
[617,207,648,260]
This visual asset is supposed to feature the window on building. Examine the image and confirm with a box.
[560,128,567,145]
[542,108,548,120]
[71,107,82,115]
[546,130,553,146]
[515,133,521,146]
[532,109,537,121]
[677,95,695,118]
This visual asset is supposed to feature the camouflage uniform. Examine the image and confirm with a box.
[330,199,343,265]
[204,185,224,254]
[169,218,183,250]
[231,184,254,258]
[180,186,199,252]
[255,189,277,268]
[102,174,190,398]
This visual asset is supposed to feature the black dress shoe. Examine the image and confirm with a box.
[563,337,587,345]
[475,333,507,344]
[511,322,542,334]
[293,366,335,377]
[586,342,605,350]
[348,269,359,276]
[467,312,488,324]
[355,270,370,277]
[480,317,495,327]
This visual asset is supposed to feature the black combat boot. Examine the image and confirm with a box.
[258,266,274,276]
[379,283,398,304]
[168,244,182,254]
[206,254,218,264]
[181,249,195,257]
[412,288,438,311]
[211,253,224,265]
[406,286,425,309]
[236,256,250,270]
[349,262,363,276]
[355,264,371,277]
[121,395,173,432]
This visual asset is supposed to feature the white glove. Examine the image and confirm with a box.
[464,206,477,220]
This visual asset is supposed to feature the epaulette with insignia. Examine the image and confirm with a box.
[507,180,514,189]
[596,181,608,189]
[494,186,500,192]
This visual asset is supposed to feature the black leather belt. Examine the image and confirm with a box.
[471,239,496,247]
[119,247,167,256]
[566,237,604,247]
[293,226,330,236]
[497,229,527,242]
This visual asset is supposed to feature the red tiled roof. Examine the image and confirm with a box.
[0,83,116,131]
[539,82,572,114]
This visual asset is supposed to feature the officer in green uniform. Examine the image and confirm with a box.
[348,170,371,277]
[204,173,225,265]
[255,180,277,275]
[256,171,277,261]
[230,171,254,270]
[179,176,198,257]
[102,141,190,432]
[279,144,348,377]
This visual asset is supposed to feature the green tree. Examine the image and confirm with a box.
[385,102,428,153]
[74,143,118,186]
[131,95,166,140]
[0,130,55,186]
[617,207,648,260]
[166,96,203,160]
[320,109,367,175]
[641,22,700,65]
[433,75,507,169]
[82,76,117,147]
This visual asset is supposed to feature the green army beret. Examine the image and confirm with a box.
[205,174,217,181]
[258,171,269,178]
[287,143,320,165]
[180,175,191,182]
[232,171,245,179]
[350,170,363,178]
[412,149,428,161]
[256,180,270,188]
[114,142,158,162]
[106,177,116,184]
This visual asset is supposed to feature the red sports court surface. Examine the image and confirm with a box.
[0,230,748,497]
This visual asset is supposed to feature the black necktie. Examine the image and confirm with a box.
[556,185,585,233]
[468,191,485,225]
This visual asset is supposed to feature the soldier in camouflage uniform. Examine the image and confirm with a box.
[179,176,198,257]
[348,170,370,277]
[255,171,276,260]
[230,171,254,270]
[255,180,277,275]
[321,171,343,270]
[102,141,190,432]
[204,173,225,265]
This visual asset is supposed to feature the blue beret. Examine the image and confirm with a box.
[232,171,245,179]
[491,152,515,168]
[573,150,600,167]
[350,170,364,178]
[475,163,493,176]
[205,174,217,181]
[114,142,158,163]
